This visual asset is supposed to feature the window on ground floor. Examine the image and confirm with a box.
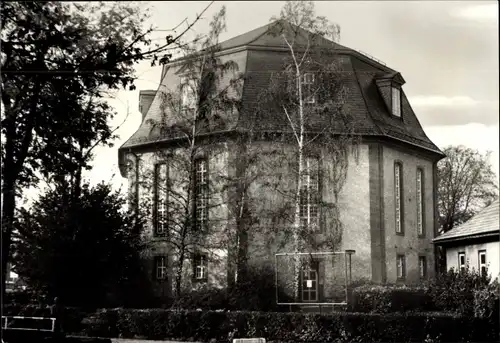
[418,255,427,279]
[478,250,487,276]
[458,252,466,271]
[154,256,167,281]
[301,262,318,302]
[396,254,406,280]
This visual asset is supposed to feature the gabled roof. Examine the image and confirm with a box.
[433,199,500,244]
[375,71,406,85]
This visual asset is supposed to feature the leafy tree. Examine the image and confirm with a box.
[256,0,358,300]
[12,181,151,308]
[1,1,211,297]
[438,145,498,233]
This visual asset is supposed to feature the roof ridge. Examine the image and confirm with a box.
[246,21,276,46]
[434,198,500,241]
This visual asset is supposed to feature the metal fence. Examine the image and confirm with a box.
[2,316,56,332]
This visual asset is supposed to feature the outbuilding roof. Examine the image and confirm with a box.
[433,199,500,244]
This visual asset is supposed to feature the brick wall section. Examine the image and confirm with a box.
[382,145,435,283]
[337,145,371,281]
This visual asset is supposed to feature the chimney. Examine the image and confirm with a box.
[138,90,157,122]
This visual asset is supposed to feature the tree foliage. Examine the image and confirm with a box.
[0,0,210,297]
[12,182,152,308]
[438,145,498,233]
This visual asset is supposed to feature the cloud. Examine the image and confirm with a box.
[410,96,499,126]
[410,96,481,108]
[451,4,498,21]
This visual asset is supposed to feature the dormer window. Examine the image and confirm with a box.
[181,78,197,111]
[392,86,401,117]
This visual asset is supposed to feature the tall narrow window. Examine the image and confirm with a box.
[392,87,401,116]
[396,254,406,280]
[458,252,466,271]
[416,168,424,237]
[478,250,487,276]
[194,158,208,231]
[133,158,140,215]
[154,256,167,280]
[154,163,168,236]
[394,162,403,234]
[302,72,316,104]
[419,256,427,279]
[300,156,320,230]
[194,254,207,280]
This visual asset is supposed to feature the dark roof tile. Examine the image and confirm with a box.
[434,199,500,242]
[119,20,444,166]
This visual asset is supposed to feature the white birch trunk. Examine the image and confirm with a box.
[293,64,305,301]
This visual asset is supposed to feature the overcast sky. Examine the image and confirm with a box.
[84,1,499,192]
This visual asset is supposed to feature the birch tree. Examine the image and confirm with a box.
[259,0,359,301]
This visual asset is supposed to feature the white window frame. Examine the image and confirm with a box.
[458,252,466,271]
[300,157,319,230]
[155,163,168,236]
[155,256,167,280]
[396,254,406,280]
[478,250,487,276]
[418,256,427,279]
[194,254,207,280]
[302,72,316,104]
[395,163,403,234]
[392,86,401,117]
[195,158,208,231]
[416,168,424,236]
[301,265,318,302]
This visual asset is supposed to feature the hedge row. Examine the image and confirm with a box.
[351,285,435,313]
[82,308,498,342]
